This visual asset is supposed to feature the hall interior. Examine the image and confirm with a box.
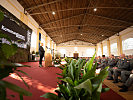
[0,0,133,100]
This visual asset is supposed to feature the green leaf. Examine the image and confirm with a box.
[65,77,74,86]
[16,73,29,89]
[56,73,64,76]
[92,83,102,100]
[74,79,92,95]
[1,44,17,59]
[85,52,96,72]
[59,84,70,99]
[19,94,23,100]
[102,88,110,93]
[40,93,59,100]
[0,86,6,100]
[0,11,4,22]
[13,63,30,67]
[16,70,32,78]
[70,61,74,80]
[0,80,32,96]
[92,66,109,85]
[79,62,97,83]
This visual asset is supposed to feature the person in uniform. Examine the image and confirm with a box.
[113,54,130,83]
[39,43,45,67]
[107,54,117,80]
[97,56,101,66]
[120,58,133,83]
[97,55,108,70]
[118,73,133,92]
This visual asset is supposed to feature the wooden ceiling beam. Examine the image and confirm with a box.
[40,12,133,27]
[40,13,85,27]
[29,7,133,15]
[50,32,110,38]
[48,25,118,34]
[87,13,133,25]
[25,0,62,12]
[43,24,128,29]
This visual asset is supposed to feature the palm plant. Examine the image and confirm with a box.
[0,11,32,100]
[41,53,109,100]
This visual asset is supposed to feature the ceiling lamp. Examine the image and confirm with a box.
[102,35,104,36]
[81,34,82,35]
[94,8,97,12]
[52,11,55,15]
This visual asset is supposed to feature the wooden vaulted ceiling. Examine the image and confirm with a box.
[17,0,133,44]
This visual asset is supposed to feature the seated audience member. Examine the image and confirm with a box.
[113,54,130,83]
[107,54,117,80]
[120,58,133,83]
[128,55,132,61]
[118,72,133,92]
[98,55,108,70]
[95,56,101,68]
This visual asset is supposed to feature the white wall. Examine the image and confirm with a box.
[57,46,96,57]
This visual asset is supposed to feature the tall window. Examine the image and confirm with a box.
[122,38,133,50]
[30,32,37,48]
[111,43,118,56]
[86,48,95,57]
[103,46,107,56]
[97,47,102,56]
[60,49,66,57]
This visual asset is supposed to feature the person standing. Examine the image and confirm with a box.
[39,43,45,67]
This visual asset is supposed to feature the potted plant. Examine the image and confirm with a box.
[41,53,110,100]
[53,58,61,67]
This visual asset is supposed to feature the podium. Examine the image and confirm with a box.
[45,53,52,67]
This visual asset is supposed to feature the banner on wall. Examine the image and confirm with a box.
[0,5,32,62]
[39,32,41,50]
[0,5,32,50]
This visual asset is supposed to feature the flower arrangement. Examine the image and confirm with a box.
[53,58,61,65]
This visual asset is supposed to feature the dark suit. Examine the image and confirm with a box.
[39,46,45,65]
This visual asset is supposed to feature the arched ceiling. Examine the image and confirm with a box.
[17,0,133,45]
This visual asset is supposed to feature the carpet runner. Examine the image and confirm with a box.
[4,62,125,100]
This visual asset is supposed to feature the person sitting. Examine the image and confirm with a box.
[118,73,133,92]
[113,54,130,83]
[120,58,133,83]
[97,56,101,66]
[107,54,117,80]
[97,55,108,70]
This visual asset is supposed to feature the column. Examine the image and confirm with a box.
[50,39,52,54]
[96,44,98,56]
[107,40,111,56]
[53,42,55,58]
[117,35,123,55]
[36,28,40,52]
[45,36,48,53]
[101,43,103,55]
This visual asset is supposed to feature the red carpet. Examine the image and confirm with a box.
[4,62,125,100]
